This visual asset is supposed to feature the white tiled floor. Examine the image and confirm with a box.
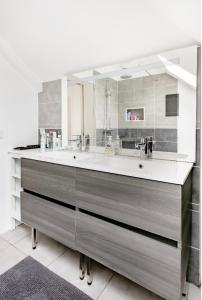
[0,224,201,300]
[15,232,67,266]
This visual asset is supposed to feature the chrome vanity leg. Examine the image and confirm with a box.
[86,256,92,285]
[181,282,189,299]
[32,228,37,250]
[79,253,85,280]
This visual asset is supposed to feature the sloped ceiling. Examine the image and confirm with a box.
[0,0,200,83]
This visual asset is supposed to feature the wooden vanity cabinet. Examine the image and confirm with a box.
[21,158,191,300]
[76,211,182,300]
[75,168,191,242]
[21,191,75,249]
[21,158,76,206]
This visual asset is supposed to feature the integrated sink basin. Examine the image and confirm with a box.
[86,156,143,171]
[10,148,193,184]
[30,150,99,164]
[79,154,193,184]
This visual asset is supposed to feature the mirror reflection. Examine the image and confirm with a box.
[66,45,197,162]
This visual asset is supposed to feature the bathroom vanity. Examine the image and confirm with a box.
[17,150,192,300]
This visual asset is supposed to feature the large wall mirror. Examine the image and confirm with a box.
[64,45,197,162]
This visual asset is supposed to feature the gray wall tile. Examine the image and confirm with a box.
[38,91,47,103]
[42,79,61,97]
[154,141,177,152]
[39,102,61,129]
[192,166,200,204]
[137,128,155,138]
[38,79,62,129]
[154,128,177,142]
[118,128,138,139]
[190,210,200,249]
[195,129,200,166]
[122,141,136,149]
[118,73,178,130]
[113,128,178,152]
[187,247,200,287]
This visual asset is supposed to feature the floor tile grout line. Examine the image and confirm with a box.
[8,231,70,268]
[1,229,201,300]
[0,238,14,250]
[1,231,31,247]
[96,272,114,300]
[0,239,28,258]
[11,243,29,257]
[47,248,68,268]
[13,240,68,266]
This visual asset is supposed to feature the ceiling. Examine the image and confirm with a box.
[0,0,200,85]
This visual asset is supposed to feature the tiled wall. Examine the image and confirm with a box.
[118,74,178,152]
[96,74,178,152]
[38,79,62,129]
[118,128,177,152]
[95,78,118,130]
[187,47,201,286]
[118,73,178,129]
[96,128,177,152]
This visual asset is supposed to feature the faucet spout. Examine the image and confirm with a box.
[135,136,154,159]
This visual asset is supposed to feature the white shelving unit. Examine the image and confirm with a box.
[10,154,22,229]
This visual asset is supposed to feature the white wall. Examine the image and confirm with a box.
[0,52,38,234]
[0,1,199,82]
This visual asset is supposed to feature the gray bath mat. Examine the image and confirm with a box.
[0,256,93,300]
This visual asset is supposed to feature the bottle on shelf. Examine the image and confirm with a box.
[40,129,46,151]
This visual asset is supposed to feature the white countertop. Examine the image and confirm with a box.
[9,149,193,185]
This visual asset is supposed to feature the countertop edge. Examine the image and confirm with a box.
[9,150,193,186]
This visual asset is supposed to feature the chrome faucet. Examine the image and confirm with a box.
[81,134,90,151]
[69,135,82,150]
[136,136,154,158]
[70,134,90,151]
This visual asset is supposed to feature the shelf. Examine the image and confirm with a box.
[11,155,21,160]
[126,107,145,121]
[12,192,21,198]
[11,173,21,179]
[10,155,22,229]
[11,211,21,222]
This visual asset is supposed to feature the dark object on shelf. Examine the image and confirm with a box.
[13,144,40,150]
[165,94,179,117]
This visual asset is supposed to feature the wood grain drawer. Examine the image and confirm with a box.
[76,168,182,241]
[21,191,75,249]
[76,211,181,300]
[21,158,76,206]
